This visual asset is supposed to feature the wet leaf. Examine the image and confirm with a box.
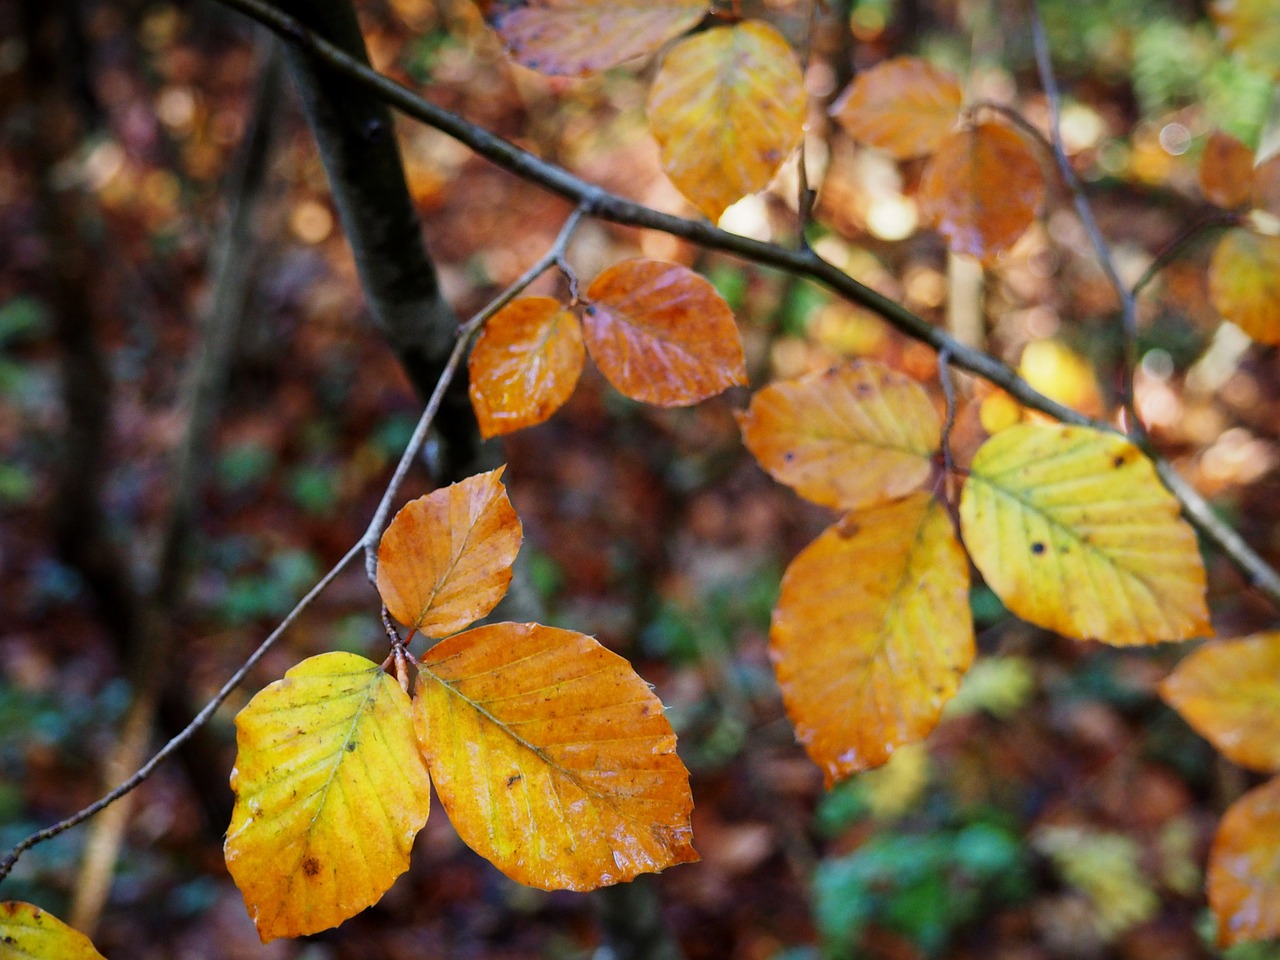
[481,0,707,76]
[771,493,973,785]
[1208,228,1280,344]
[919,123,1045,261]
[0,903,106,959]
[1211,0,1280,78]
[377,468,522,638]
[647,21,806,220]
[469,297,585,438]
[1161,632,1280,772]
[1209,776,1280,946]
[738,360,940,511]
[830,56,962,159]
[415,622,698,890]
[582,259,747,405]
[1200,131,1256,209]
[959,423,1210,645]
[224,653,432,942]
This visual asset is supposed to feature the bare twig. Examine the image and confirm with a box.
[1131,210,1240,299]
[938,348,958,480]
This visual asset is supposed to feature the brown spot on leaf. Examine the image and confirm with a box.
[506,773,523,787]
[302,857,322,877]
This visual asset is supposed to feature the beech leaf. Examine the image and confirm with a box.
[1208,228,1280,344]
[224,653,432,943]
[830,56,962,159]
[771,493,973,785]
[415,622,698,890]
[1209,777,1280,946]
[0,903,107,960]
[1200,131,1256,209]
[959,423,1210,645]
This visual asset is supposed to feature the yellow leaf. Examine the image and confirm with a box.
[1018,339,1103,417]
[959,423,1210,645]
[771,493,973,785]
[1209,776,1280,946]
[377,468,522,638]
[830,56,962,159]
[647,21,805,220]
[738,360,940,511]
[415,622,698,890]
[481,0,707,76]
[1208,228,1280,344]
[1211,0,1280,78]
[1161,632,1280,772]
[468,296,585,438]
[1200,130,1255,209]
[224,653,432,942]
[0,902,106,960]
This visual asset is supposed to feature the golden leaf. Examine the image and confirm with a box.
[1208,228,1280,344]
[1209,776,1280,946]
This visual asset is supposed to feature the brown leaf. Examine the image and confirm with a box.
[1252,153,1280,217]
[830,56,962,159]
[1200,131,1256,209]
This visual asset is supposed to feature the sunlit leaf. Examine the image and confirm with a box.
[480,0,707,76]
[582,259,747,405]
[1018,339,1103,417]
[1161,632,1280,772]
[0,903,106,959]
[830,56,962,159]
[415,622,698,890]
[959,423,1210,645]
[1211,0,1280,78]
[224,653,432,942]
[1208,228,1280,344]
[647,21,805,220]
[771,493,973,785]
[738,360,940,511]
[1200,130,1256,209]
[377,468,522,638]
[919,122,1045,261]
[1209,776,1280,946]
[468,297,585,438]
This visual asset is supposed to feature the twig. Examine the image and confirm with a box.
[1131,210,1240,299]
[938,348,958,480]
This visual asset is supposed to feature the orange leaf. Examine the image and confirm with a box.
[771,493,973,785]
[1208,776,1280,946]
[481,0,707,76]
[1161,632,1280,772]
[738,360,940,511]
[0,902,106,959]
[582,259,747,405]
[377,468,522,637]
[919,123,1045,261]
[415,622,698,890]
[1253,153,1280,217]
[1208,228,1280,344]
[647,21,806,220]
[468,296,585,438]
[1200,130,1255,209]
[830,56,962,159]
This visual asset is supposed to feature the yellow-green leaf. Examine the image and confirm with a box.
[647,21,805,220]
[415,622,698,890]
[377,468,522,638]
[224,653,432,942]
[1209,776,1280,946]
[959,423,1209,645]
[1209,228,1280,344]
[738,360,940,511]
[1211,0,1280,78]
[830,56,962,159]
[771,493,973,785]
[1161,632,1280,772]
[0,903,106,960]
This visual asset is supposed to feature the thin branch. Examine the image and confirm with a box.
[1131,210,1240,299]
[938,349,958,480]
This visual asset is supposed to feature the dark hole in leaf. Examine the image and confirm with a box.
[1031,542,1046,555]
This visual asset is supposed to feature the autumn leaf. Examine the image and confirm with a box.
[468,296,585,438]
[480,0,707,76]
[1208,777,1280,946]
[224,653,432,942]
[1211,0,1280,78]
[919,122,1045,261]
[1200,131,1256,209]
[1252,153,1280,217]
[738,360,940,511]
[377,468,522,638]
[414,622,697,890]
[0,902,106,960]
[1208,228,1280,344]
[959,423,1209,645]
[830,56,962,159]
[1161,632,1280,772]
[647,21,805,220]
[771,493,973,785]
[582,259,747,405]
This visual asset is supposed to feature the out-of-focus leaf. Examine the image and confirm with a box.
[1211,0,1280,78]
[1208,228,1280,344]
[1252,153,1280,217]
[480,0,707,76]
[738,360,940,511]
[468,296,584,438]
[771,493,973,785]
[830,56,962,158]
[919,123,1045,261]
[959,423,1210,645]
[224,653,431,943]
[377,468,522,638]
[414,622,697,890]
[647,21,805,220]
[1034,826,1159,939]
[1209,776,1280,946]
[1200,130,1257,209]
[0,902,106,959]
[1018,339,1104,416]
[582,259,746,405]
